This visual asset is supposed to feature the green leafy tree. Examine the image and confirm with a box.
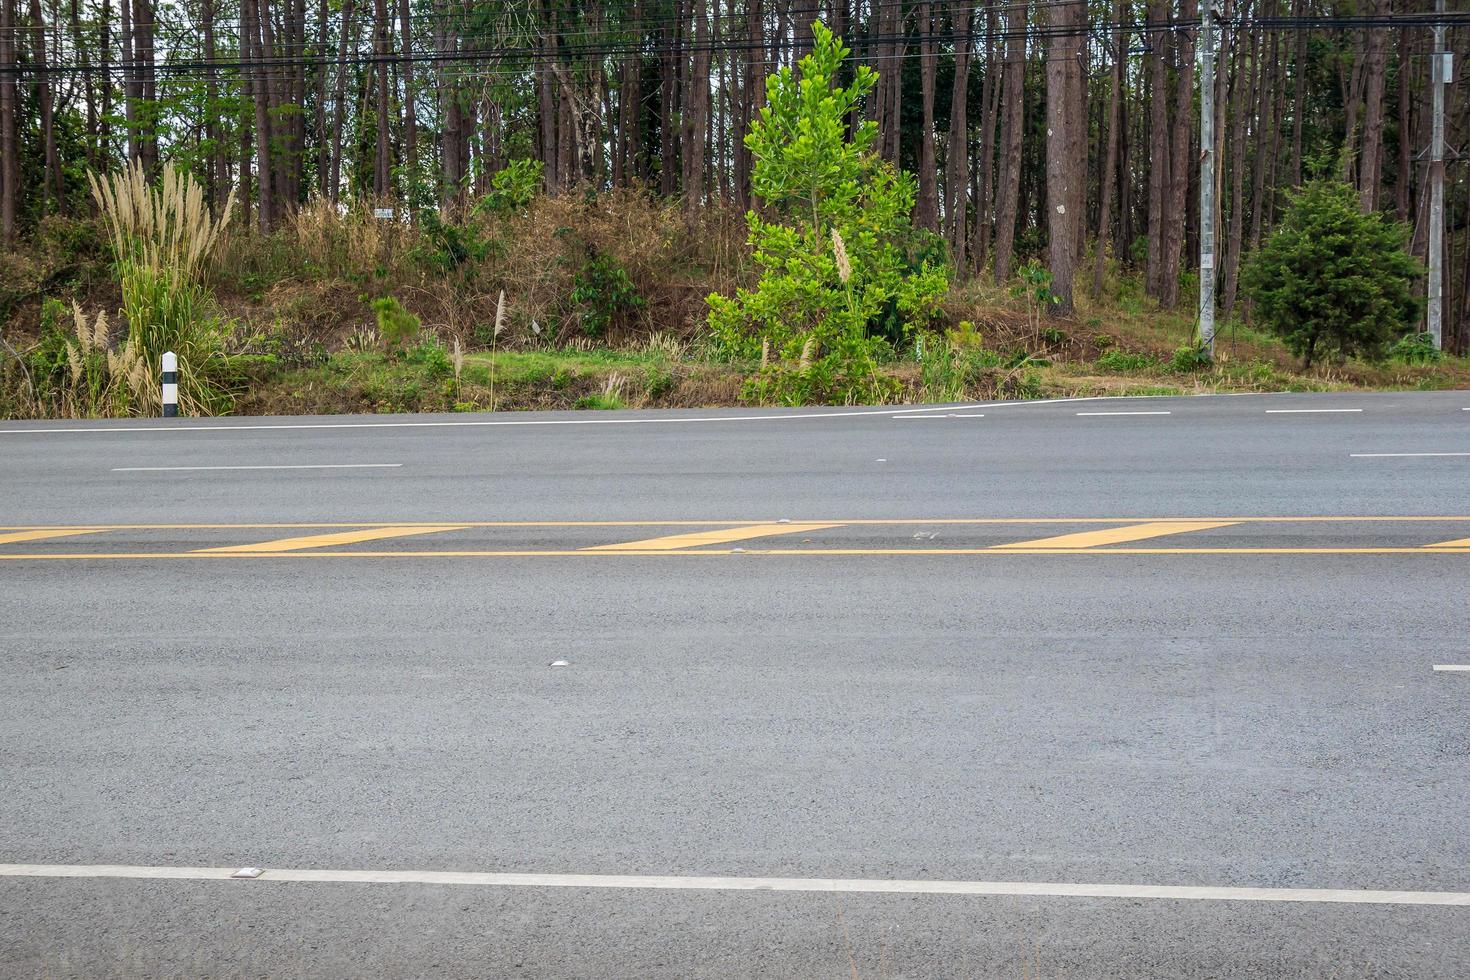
[707,22,947,405]
[1243,179,1422,368]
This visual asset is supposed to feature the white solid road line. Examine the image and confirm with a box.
[111,464,403,472]
[892,413,985,420]
[1265,408,1364,414]
[1076,411,1171,417]
[1432,665,1470,672]
[1,863,1467,907]
[1350,453,1470,458]
[0,397,1113,436]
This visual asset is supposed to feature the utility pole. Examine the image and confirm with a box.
[1198,1,1220,356]
[1427,0,1448,350]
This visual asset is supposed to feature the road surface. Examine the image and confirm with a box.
[2,390,1468,978]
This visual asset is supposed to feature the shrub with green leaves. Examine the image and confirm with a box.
[412,209,491,272]
[372,296,421,351]
[570,255,644,337]
[1243,179,1422,368]
[1388,331,1443,365]
[707,22,947,405]
[475,160,545,217]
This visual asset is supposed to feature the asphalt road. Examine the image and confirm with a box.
[1,390,1468,978]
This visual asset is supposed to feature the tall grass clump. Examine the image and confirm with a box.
[88,160,237,415]
[60,303,153,417]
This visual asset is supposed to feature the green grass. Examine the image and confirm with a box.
[459,347,666,385]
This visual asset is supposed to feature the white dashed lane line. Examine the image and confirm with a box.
[112,464,403,472]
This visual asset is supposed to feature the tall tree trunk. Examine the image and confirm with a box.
[238,30,253,229]
[1093,2,1125,297]
[885,5,907,163]
[915,0,939,231]
[1394,23,1412,221]
[243,0,275,229]
[260,0,288,220]
[312,0,329,198]
[538,1,560,192]
[616,0,644,186]
[1289,0,1306,186]
[70,0,97,171]
[944,0,971,266]
[1119,55,1135,263]
[291,0,307,206]
[1248,28,1276,251]
[27,0,60,211]
[397,0,416,190]
[120,0,136,163]
[658,5,678,196]
[793,0,817,55]
[133,0,157,175]
[372,0,392,197]
[329,0,356,201]
[98,0,112,167]
[436,0,462,206]
[1160,0,1197,309]
[203,0,221,208]
[1045,0,1084,314]
[1357,0,1388,211]
[736,0,762,209]
[1145,0,1171,297]
[992,0,1025,282]
[682,0,710,218]
[0,0,16,244]
[972,0,1000,273]
[1222,23,1257,322]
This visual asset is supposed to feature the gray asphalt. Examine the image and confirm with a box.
[1,390,1468,978]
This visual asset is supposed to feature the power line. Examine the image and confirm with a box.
[6,11,1468,80]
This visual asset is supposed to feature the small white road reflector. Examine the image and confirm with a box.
[549,660,570,667]
[731,547,746,553]
[777,518,791,524]
[231,867,265,879]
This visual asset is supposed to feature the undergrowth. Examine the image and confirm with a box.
[1,182,1465,420]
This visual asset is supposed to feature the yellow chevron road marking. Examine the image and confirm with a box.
[3,546,1469,560]
[994,521,1241,549]
[1426,536,1470,548]
[0,528,109,546]
[197,525,469,553]
[585,523,843,551]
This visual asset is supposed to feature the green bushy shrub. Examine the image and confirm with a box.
[570,255,644,337]
[707,22,946,406]
[1388,331,1443,364]
[1243,179,1421,368]
[372,296,421,350]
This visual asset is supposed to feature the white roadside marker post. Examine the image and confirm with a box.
[161,351,178,418]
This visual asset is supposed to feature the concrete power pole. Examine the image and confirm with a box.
[1427,0,1448,350]
[1198,2,1220,356]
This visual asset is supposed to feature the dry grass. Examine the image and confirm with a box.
[209,188,748,357]
[86,161,236,415]
[89,161,236,281]
[48,302,154,418]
